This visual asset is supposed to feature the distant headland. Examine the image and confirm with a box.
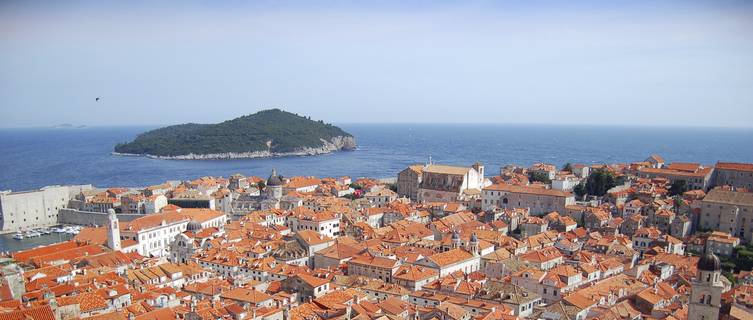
[113,109,357,160]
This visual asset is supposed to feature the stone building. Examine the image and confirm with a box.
[714,162,753,190]
[416,163,486,203]
[0,185,91,232]
[481,184,575,215]
[699,188,753,242]
[397,165,423,201]
[636,162,714,191]
[688,253,726,320]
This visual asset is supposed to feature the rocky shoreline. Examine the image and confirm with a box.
[113,135,357,160]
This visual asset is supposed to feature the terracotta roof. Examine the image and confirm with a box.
[0,305,55,320]
[393,265,438,281]
[79,291,108,312]
[427,248,475,267]
[121,212,189,232]
[424,164,472,176]
[484,183,572,197]
[716,162,753,172]
[703,189,753,206]
[220,288,273,304]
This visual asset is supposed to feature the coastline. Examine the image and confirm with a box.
[112,136,357,160]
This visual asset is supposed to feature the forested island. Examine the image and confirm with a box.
[113,109,356,159]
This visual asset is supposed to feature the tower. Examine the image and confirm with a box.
[106,208,121,251]
[689,252,724,320]
[451,231,461,249]
[469,232,479,256]
[266,169,283,200]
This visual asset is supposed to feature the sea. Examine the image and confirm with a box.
[1,124,752,252]
[2,124,753,192]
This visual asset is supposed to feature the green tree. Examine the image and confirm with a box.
[562,163,573,172]
[585,169,616,196]
[256,181,266,191]
[528,171,551,184]
[669,180,688,196]
[573,182,587,199]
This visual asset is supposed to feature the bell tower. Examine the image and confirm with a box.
[106,209,121,251]
[689,251,724,320]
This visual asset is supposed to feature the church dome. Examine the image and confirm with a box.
[470,233,478,242]
[451,231,460,241]
[267,169,283,186]
[698,252,721,272]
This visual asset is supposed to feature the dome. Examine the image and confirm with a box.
[470,233,478,242]
[267,169,283,186]
[697,252,721,272]
[451,231,460,240]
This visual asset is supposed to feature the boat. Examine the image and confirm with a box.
[13,233,23,240]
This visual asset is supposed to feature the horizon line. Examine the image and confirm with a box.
[1,122,753,130]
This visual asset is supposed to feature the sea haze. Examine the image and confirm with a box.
[1,124,752,191]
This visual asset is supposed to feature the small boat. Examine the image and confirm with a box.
[13,233,23,240]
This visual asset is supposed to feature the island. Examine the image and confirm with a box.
[113,109,356,159]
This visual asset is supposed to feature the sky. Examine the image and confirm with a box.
[1,0,752,128]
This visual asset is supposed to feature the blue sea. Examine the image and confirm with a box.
[1,124,753,191]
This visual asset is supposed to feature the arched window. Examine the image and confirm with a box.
[502,198,509,205]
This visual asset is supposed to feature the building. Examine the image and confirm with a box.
[364,189,398,208]
[637,162,714,190]
[714,162,753,190]
[397,165,423,201]
[699,188,753,242]
[481,184,575,215]
[230,170,285,214]
[347,254,402,282]
[168,190,215,210]
[392,265,438,291]
[705,231,740,257]
[416,163,486,203]
[286,207,340,238]
[106,209,121,251]
[0,185,90,232]
[415,232,482,276]
[688,253,725,320]
[120,212,190,257]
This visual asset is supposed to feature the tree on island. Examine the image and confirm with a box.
[584,168,617,197]
[528,171,551,184]
[669,180,688,196]
[562,163,573,172]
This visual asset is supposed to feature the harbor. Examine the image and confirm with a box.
[0,225,78,253]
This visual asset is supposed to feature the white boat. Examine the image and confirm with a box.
[13,233,23,240]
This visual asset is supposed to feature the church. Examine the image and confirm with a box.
[231,169,285,214]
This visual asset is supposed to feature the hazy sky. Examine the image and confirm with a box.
[1,1,752,128]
